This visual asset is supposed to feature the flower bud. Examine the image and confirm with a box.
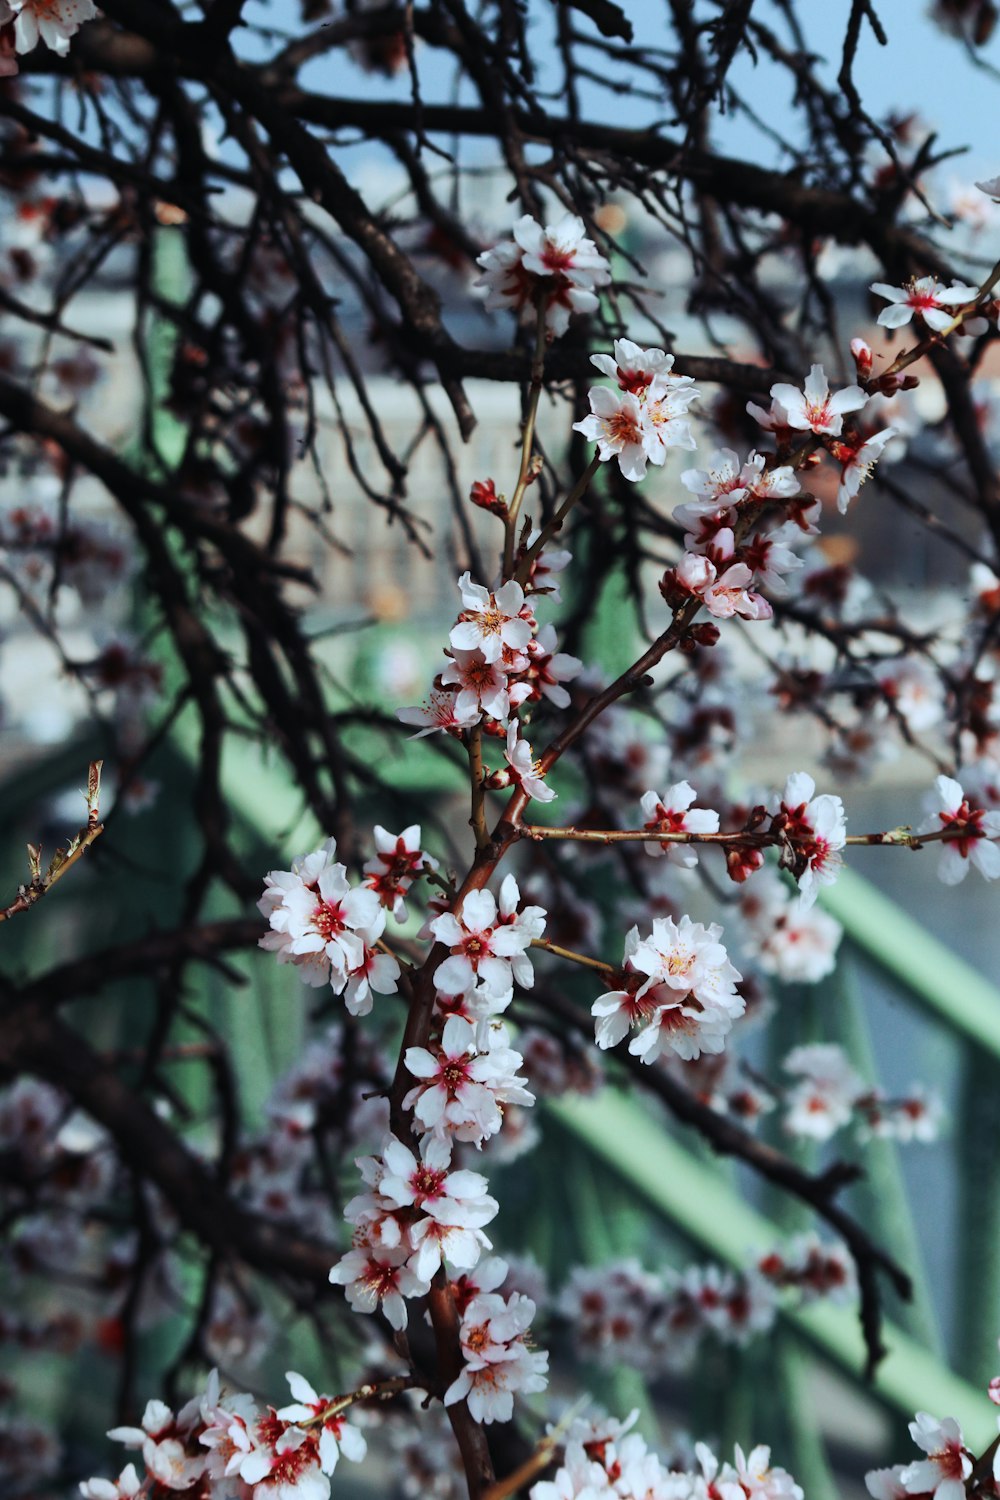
[850,338,873,380]
[470,479,509,518]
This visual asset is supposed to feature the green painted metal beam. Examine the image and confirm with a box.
[822,868,1000,1059]
[547,1087,995,1446]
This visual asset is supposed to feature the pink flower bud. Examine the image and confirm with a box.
[850,338,873,379]
[470,479,509,518]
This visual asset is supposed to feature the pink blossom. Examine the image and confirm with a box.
[476,214,610,338]
[275,1372,367,1475]
[674,550,717,596]
[740,528,803,596]
[450,573,534,662]
[239,1415,329,1500]
[769,364,868,437]
[871,277,979,332]
[639,780,720,866]
[431,881,544,997]
[79,1466,142,1500]
[919,774,1000,883]
[899,1414,971,1500]
[522,624,582,708]
[402,1015,535,1144]
[504,722,556,803]
[9,0,97,56]
[440,648,518,725]
[444,1291,548,1424]
[328,1239,429,1330]
[590,337,675,393]
[703,562,773,621]
[397,686,480,737]
[770,771,847,905]
[782,1044,864,1141]
[363,823,438,921]
[832,427,896,512]
[573,387,653,481]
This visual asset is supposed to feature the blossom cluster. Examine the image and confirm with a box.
[476,214,611,338]
[592,914,744,1063]
[83,1368,366,1500]
[780,1043,943,1144]
[399,562,581,802]
[558,1236,855,1375]
[530,1408,803,1500]
[573,338,701,481]
[259,830,437,1009]
[257,816,555,1413]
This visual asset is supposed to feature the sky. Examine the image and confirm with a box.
[270,0,1000,194]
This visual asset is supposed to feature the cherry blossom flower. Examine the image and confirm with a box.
[782,1044,864,1141]
[770,771,847,905]
[866,1466,911,1500]
[746,394,792,433]
[919,774,1000,883]
[831,427,896,512]
[440,647,522,724]
[108,1398,207,1491]
[431,882,543,997]
[590,337,675,392]
[79,1465,142,1500]
[239,1415,329,1500]
[856,1085,944,1144]
[444,1291,549,1423]
[328,1239,429,1330]
[626,916,744,1062]
[402,1015,534,1144]
[198,1380,260,1481]
[739,869,843,984]
[703,561,773,621]
[376,1134,499,1275]
[9,0,97,56]
[504,722,556,803]
[674,550,718,597]
[573,387,652,481]
[971,560,1000,613]
[275,1372,367,1475]
[740,528,804,596]
[259,844,382,990]
[639,780,720,866]
[643,370,701,457]
[731,1444,804,1500]
[450,573,534,663]
[521,531,572,602]
[592,928,657,1049]
[397,686,480,737]
[674,493,739,551]
[899,1414,971,1500]
[769,364,868,436]
[757,1235,854,1307]
[870,277,979,332]
[476,214,610,337]
[873,657,944,733]
[363,824,438,921]
[575,346,700,479]
[343,916,400,1017]
[522,624,582,707]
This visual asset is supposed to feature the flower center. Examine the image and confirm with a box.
[312,900,346,941]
